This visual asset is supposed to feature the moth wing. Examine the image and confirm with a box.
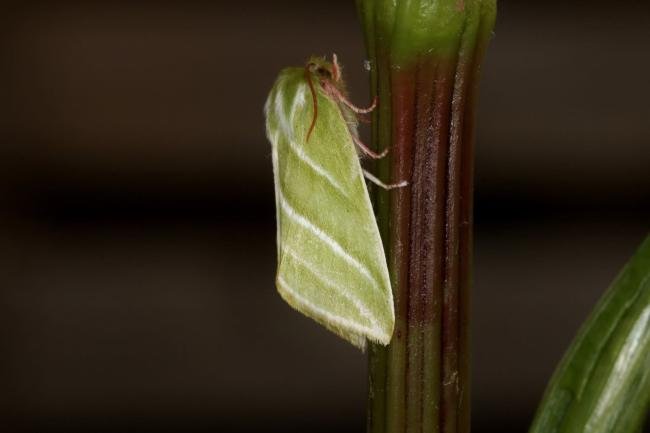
[265,69,394,349]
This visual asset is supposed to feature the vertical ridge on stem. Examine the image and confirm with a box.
[405,60,430,433]
[385,69,417,433]
[420,57,455,433]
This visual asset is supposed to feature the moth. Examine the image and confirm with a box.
[264,55,404,350]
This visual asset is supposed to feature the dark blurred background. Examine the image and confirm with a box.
[0,1,648,432]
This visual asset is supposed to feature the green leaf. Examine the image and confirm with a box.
[529,236,650,433]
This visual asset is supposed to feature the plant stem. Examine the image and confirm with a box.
[357,2,496,432]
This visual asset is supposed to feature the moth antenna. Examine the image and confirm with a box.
[332,53,341,82]
[304,65,319,142]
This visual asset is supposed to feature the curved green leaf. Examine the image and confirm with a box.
[530,236,650,433]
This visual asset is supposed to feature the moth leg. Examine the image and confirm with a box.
[322,79,378,114]
[357,113,372,124]
[344,94,378,114]
[353,135,389,159]
[363,169,408,190]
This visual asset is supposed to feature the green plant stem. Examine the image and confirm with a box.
[358,1,496,433]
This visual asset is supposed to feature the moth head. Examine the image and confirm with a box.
[303,54,347,142]
[305,55,341,83]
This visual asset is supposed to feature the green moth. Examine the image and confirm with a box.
[264,55,403,349]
